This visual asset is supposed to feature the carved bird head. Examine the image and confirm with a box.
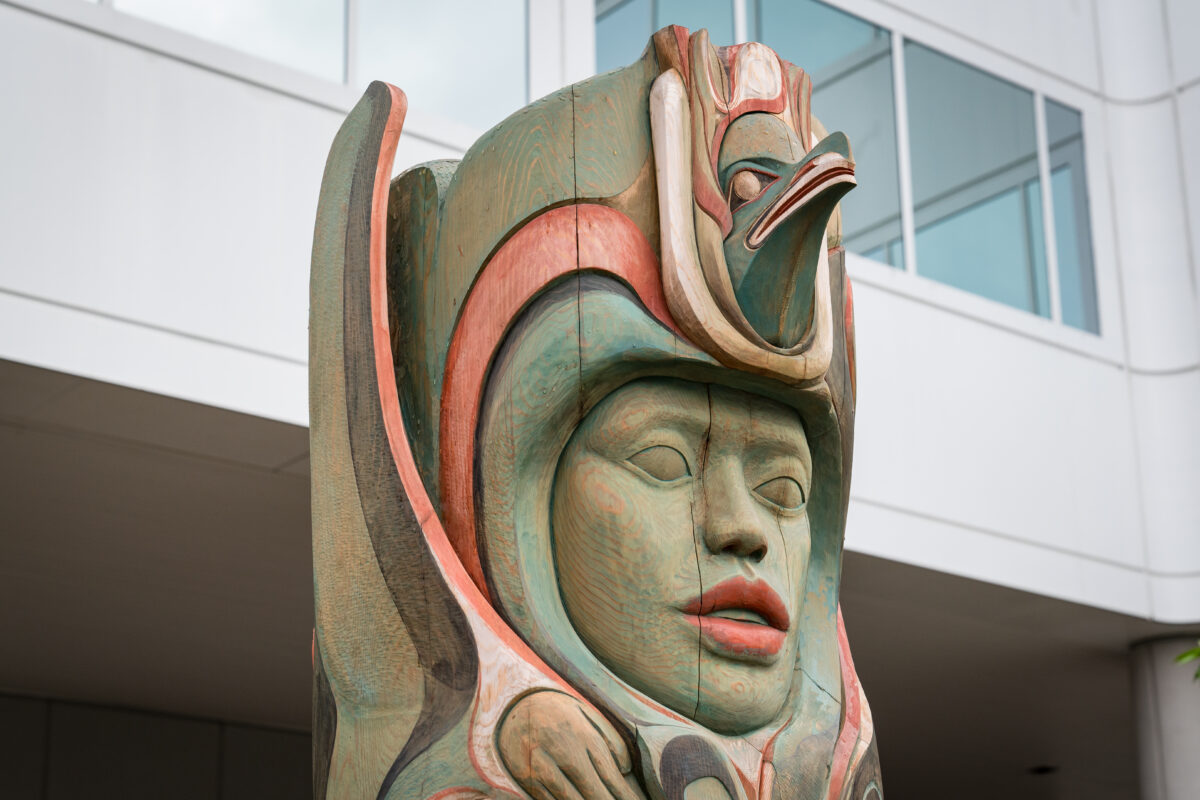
[651,30,856,378]
[721,119,855,347]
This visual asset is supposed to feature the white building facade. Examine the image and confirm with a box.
[0,1,1196,797]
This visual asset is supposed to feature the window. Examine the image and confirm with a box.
[356,0,527,131]
[596,0,652,74]
[756,0,903,269]
[594,0,1101,333]
[112,0,345,82]
[1045,101,1099,333]
[596,0,733,74]
[906,43,1050,317]
[108,0,529,133]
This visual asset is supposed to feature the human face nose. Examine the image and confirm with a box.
[698,457,770,563]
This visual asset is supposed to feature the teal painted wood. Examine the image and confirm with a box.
[310,25,882,800]
[310,83,482,799]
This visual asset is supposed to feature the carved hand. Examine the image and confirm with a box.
[498,690,646,800]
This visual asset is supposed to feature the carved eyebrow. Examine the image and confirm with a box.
[743,419,811,464]
[617,403,710,440]
[747,439,811,469]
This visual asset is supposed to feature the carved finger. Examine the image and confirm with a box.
[587,746,646,800]
[534,762,588,800]
[525,780,558,800]
[576,703,633,774]
[555,741,628,800]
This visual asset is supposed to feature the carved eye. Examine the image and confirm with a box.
[629,445,691,482]
[755,476,806,510]
[728,169,775,212]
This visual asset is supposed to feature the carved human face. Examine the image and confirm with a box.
[552,378,813,733]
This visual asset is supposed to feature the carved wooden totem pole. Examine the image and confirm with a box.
[310,25,881,800]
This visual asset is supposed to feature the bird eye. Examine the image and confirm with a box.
[628,445,691,482]
[728,168,775,212]
[754,476,806,510]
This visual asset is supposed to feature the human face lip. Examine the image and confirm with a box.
[680,576,791,661]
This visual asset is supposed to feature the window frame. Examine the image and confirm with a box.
[816,0,1120,363]
[3,0,544,154]
[592,0,1118,360]
[22,0,1119,363]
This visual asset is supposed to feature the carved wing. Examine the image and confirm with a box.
[311,82,594,800]
[310,82,480,799]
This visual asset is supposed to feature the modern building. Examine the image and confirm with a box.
[1,0,1197,797]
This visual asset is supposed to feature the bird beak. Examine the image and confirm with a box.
[746,132,856,251]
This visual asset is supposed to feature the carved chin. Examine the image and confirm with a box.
[694,635,797,735]
[607,616,795,736]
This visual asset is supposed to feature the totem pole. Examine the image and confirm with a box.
[310,26,881,800]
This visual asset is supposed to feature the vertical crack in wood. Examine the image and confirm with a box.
[687,476,704,726]
[690,385,716,722]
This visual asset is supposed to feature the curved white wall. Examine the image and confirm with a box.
[0,0,1195,622]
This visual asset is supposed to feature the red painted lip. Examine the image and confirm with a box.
[681,577,791,660]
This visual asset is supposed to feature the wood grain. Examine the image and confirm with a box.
[310,24,880,800]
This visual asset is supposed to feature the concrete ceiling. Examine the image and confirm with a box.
[0,358,1190,797]
[0,359,311,730]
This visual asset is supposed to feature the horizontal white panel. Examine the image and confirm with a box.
[0,7,329,364]
[1149,573,1200,624]
[0,292,307,426]
[1130,369,1200,575]
[844,497,1153,618]
[831,0,1101,93]
[0,6,459,371]
[850,278,1145,567]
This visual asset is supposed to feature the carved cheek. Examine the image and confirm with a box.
[555,453,700,624]
[585,471,630,519]
[567,458,694,571]
[779,515,813,608]
[559,460,639,560]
